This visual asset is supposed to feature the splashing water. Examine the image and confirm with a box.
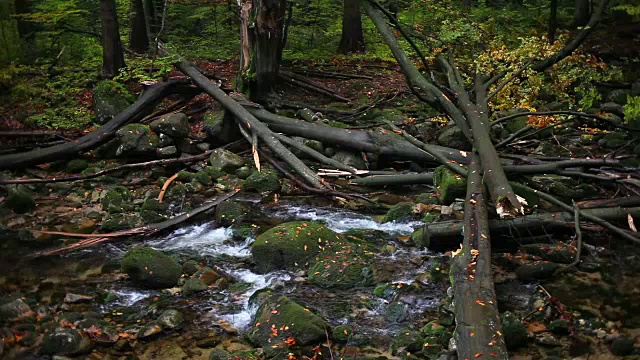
[149,224,252,257]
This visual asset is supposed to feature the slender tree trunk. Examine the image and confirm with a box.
[548,0,558,44]
[338,0,365,54]
[0,0,21,65]
[573,0,591,27]
[240,0,286,103]
[100,0,126,78]
[129,0,149,53]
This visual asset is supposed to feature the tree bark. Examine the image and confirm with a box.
[100,0,126,78]
[450,153,509,359]
[240,0,286,103]
[548,0,558,44]
[0,80,191,170]
[573,0,591,27]
[129,0,150,52]
[338,0,365,54]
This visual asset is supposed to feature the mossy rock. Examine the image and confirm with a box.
[393,329,424,353]
[548,319,569,335]
[182,277,208,295]
[40,328,93,355]
[411,227,428,248]
[101,213,137,232]
[235,166,254,179]
[248,295,328,358]
[502,110,529,134]
[501,311,529,350]
[243,169,281,193]
[209,149,244,173]
[204,166,225,180]
[385,302,409,323]
[114,123,159,157]
[194,171,214,186]
[101,186,131,213]
[251,221,341,273]
[4,186,36,214]
[437,125,470,150]
[214,201,248,226]
[415,193,438,205]
[150,113,189,138]
[433,165,466,205]
[93,80,134,125]
[65,159,90,174]
[176,170,196,183]
[420,321,446,336]
[209,349,232,360]
[121,247,182,289]
[308,241,374,289]
[332,324,353,342]
[383,202,414,223]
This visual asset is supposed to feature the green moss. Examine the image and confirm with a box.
[420,321,446,336]
[243,169,281,193]
[176,170,195,183]
[383,202,414,223]
[157,176,169,187]
[308,241,374,289]
[4,186,36,214]
[65,159,90,174]
[101,213,137,232]
[204,166,225,180]
[214,201,248,226]
[251,221,341,273]
[101,186,130,213]
[94,80,135,103]
[433,166,466,205]
[415,193,437,204]
[411,227,428,248]
[332,324,353,342]
[194,171,213,186]
[248,295,328,358]
[501,311,529,350]
[209,149,244,173]
[121,247,182,289]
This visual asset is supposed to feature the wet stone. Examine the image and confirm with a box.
[121,247,182,289]
[137,323,163,340]
[383,202,414,223]
[40,328,93,355]
[516,262,561,281]
[157,309,184,330]
[0,298,32,322]
[209,149,244,173]
[385,301,409,323]
[63,293,93,304]
[150,113,189,138]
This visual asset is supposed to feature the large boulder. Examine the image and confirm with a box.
[308,240,374,289]
[209,149,244,173]
[383,202,414,223]
[251,221,341,273]
[121,247,182,289]
[40,328,93,355]
[114,123,159,157]
[248,295,328,358]
[93,80,134,125]
[150,113,189,138]
[214,201,249,226]
[243,169,281,193]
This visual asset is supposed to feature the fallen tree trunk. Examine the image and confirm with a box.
[0,80,192,170]
[163,47,325,189]
[421,206,640,252]
[450,152,508,359]
[247,107,471,164]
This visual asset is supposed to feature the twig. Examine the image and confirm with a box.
[158,173,179,203]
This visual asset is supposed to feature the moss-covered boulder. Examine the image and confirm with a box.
[332,324,353,342]
[114,123,159,157]
[393,329,424,353]
[150,113,189,138]
[4,186,36,214]
[243,169,280,193]
[248,295,328,358]
[140,197,167,224]
[308,241,374,289]
[121,247,182,289]
[40,328,93,355]
[383,202,414,223]
[101,213,137,232]
[411,227,428,248]
[214,201,248,226]
[251,221,341,273]
[209,149,244,173]
[93,80,134,125]
[415,192,438,205]
[176,170,195,183]
[209,349,232,360]
[501,311,529,350]
[235,166,254,179]
[433,165,466,205]
[65,159,90,174]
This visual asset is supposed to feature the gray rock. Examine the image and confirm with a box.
[209,149,244,173]
[607,89,631,105]
[385,301,409,323]
[437,125,470,150]
[157,133,174,147]
[93,81,133,125]
[137,323,163,339]
[600,102,625,117]
[182,277,208,295]
[244,169,281,193]
[214,201,248,226]
[115,124,159,157]
[157,309,184,330]
[4,186,36,214]
[157,145,178,158]
[40,328,93,355]
[196,143,210,152]
[150,113,189,138]
[332,150,366,169]
[0,298,32,322]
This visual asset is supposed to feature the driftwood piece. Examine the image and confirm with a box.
[0,80,193,170]
[450,152,508,359]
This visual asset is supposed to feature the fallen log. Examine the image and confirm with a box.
[450,152,508,359]
[0,80,193,170]
[162,47,325,189]
[350,173,433,186]
[35,190,239,255]
[279,72,351,103]
[421,206,640,252]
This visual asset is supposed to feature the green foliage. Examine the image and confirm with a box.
[624,96,640,121]
[114,56,175,83]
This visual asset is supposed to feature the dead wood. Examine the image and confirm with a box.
[279,72,351,102]
[0,79,193,170]
[349,173,433,186]
[158,172,179,203]
[35,190,239,256]
[289,68,373,80]
[450,152,509,359]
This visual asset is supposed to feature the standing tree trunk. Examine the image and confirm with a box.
[0,0,21,65]
[548,0,558,43]
[338,0,365,54]
[100,0,126,78]
[129,0,149,53]
[239,0,286,103]
[573,0,591,27]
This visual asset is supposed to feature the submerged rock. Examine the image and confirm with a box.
[121,247,182,289]
[251,221,341,273]
[248,295,328,358]
[433,166,466,205]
